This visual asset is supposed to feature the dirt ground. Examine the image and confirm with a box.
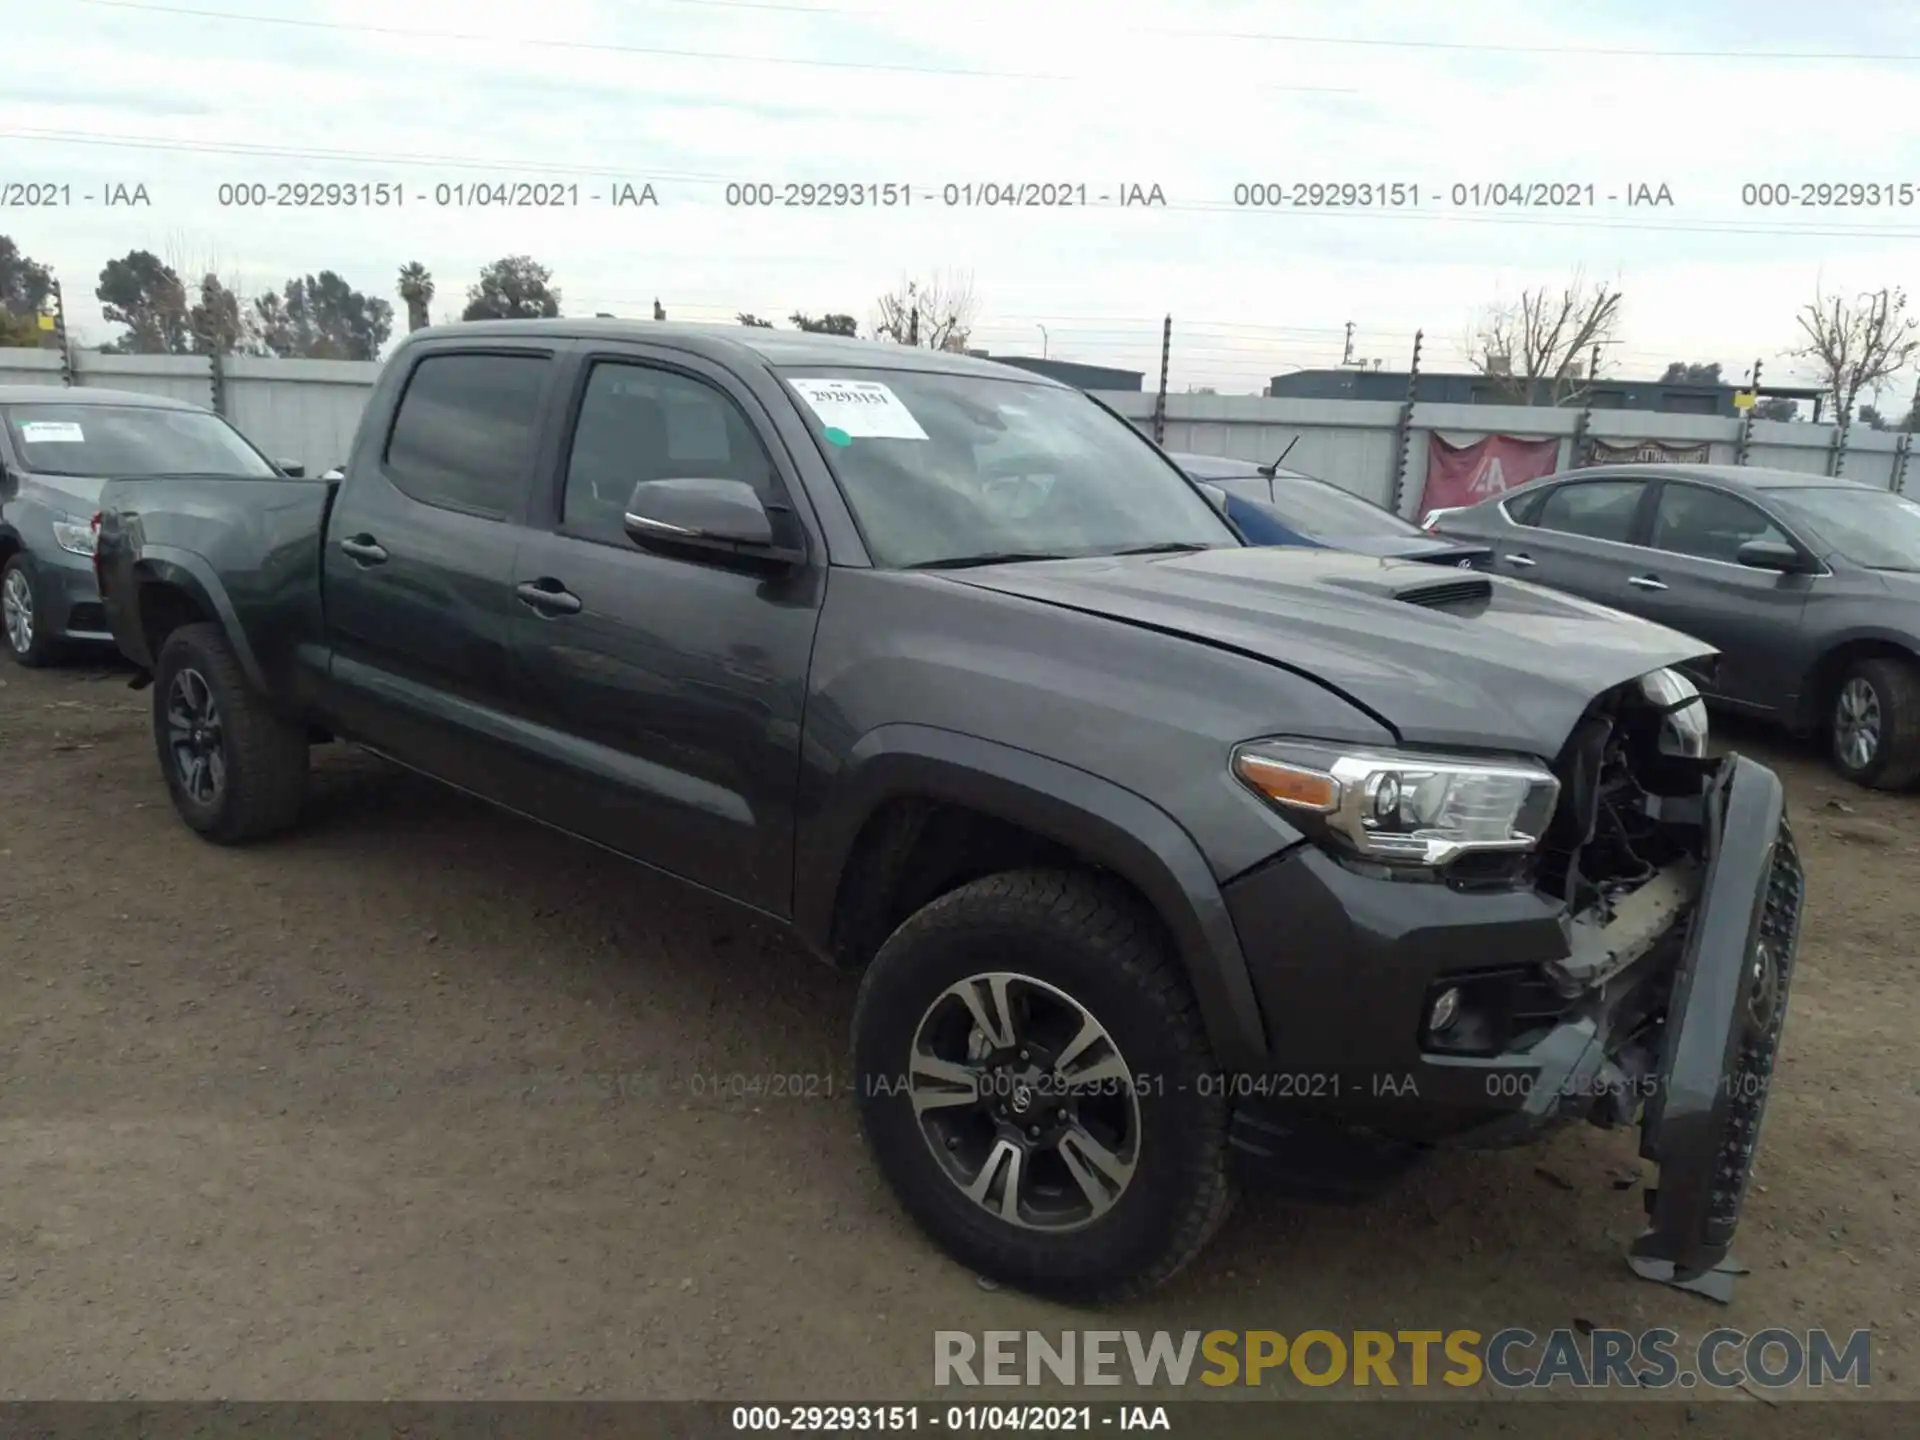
[1,655,1915,1412]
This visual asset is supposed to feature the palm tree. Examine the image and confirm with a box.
[397,262,434,332]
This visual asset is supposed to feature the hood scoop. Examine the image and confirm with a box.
[1321,569,1494,613]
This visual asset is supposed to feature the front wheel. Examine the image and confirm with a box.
[1830,656,1920,790]
[152,622,310,843]
[852,869,1232,1302]
[2,554,60,668]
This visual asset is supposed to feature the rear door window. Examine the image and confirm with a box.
[1529,479,1648,544]
[384,352,552,521]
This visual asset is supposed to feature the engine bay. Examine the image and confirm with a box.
[1536,671,1719,925]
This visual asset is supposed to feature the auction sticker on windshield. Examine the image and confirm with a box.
[18,420,85,442]
[788,378,929,441]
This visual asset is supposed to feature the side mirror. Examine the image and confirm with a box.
[623,477,803,566]
[276,458,306,478]
[1736,538,1808,573]
[1196,481,1230,515]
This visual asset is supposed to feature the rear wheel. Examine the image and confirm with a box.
[152,622,310,843]
[2,554,60,668]
[852,869,1232,1302]
[1829,657,1920,790]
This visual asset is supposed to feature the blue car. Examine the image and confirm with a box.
[1171,452,1491,568]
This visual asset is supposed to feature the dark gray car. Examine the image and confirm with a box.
[0,385,294,666]
[1429,462,1920,787]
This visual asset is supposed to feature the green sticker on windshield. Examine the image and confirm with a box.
[823,426,852,447]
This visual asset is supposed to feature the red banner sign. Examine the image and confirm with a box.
[1420,434,1561,520]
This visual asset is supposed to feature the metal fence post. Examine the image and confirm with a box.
[1389,329,1423,513]
[50,278,75,387]
[1735,358,1761,464]
[1150,315,1172,445]
[208,347,226,416]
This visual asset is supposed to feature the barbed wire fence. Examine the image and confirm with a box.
[636,296,1844,409]
[632,297,1920,488]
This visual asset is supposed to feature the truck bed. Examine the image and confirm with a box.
[95,475,341,708]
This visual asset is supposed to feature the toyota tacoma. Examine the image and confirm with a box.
[92,321,1804,1302]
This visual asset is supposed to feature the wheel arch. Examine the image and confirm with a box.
[128,550,269,694]
[795,724,1271,1072]
[1799,632,1920,734]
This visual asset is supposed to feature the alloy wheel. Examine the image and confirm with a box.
[166,667,227,806]
[2,567,32,655]
[1835,677,1882,772]
[907,971,1141,1233]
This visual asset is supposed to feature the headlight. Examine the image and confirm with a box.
[51,515,96,556]
[1639,667,1708,758]
[1232,739,1561,867]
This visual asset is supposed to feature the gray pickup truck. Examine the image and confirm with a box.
[93,320,1804,1302]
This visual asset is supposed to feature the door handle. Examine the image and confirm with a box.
[515,579,583,616]
[1503,552,1537,568]
[1628,575,1668,591]
[338,535,388,565]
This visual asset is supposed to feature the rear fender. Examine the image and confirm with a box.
[129,547,269,695]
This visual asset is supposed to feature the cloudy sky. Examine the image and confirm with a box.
[5,0,1920,396]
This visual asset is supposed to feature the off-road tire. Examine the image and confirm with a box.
[852,868,1233,1303]
[153,622,309,843]
[2,553,61,668]
[1830,656,1920,791]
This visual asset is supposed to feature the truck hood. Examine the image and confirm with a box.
[941,546,1718,756]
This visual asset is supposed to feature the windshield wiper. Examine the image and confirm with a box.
[1107,541,1215,556]
[907,551,1074,570]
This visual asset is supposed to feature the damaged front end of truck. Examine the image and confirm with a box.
[1496,666,1807,1301]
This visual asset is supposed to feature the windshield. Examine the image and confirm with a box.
[1766,486,1920,572]
[778,368,1239,568]
[1,403,277,479]
[1257,477,1428,539]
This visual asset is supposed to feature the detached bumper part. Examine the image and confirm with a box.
[1630,754,1804,1303]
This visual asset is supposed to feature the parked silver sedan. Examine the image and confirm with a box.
[1429,462,1920,788]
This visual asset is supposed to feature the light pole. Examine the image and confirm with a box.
[1036,323,1048,358]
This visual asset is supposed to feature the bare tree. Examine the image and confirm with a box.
[162,235,262,354]
[1789,285,1920,423]
[1465,270,1624,405]
[872,269,978,352]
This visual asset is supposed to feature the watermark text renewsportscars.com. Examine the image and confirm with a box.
[934,1328,1871,1391]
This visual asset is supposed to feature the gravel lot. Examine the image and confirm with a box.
[2,657,1915,1412]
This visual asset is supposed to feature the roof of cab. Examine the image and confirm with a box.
[403,319,1068,384]
[0,384,211,411]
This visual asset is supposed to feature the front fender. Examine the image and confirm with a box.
[794,723,1274,1072]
